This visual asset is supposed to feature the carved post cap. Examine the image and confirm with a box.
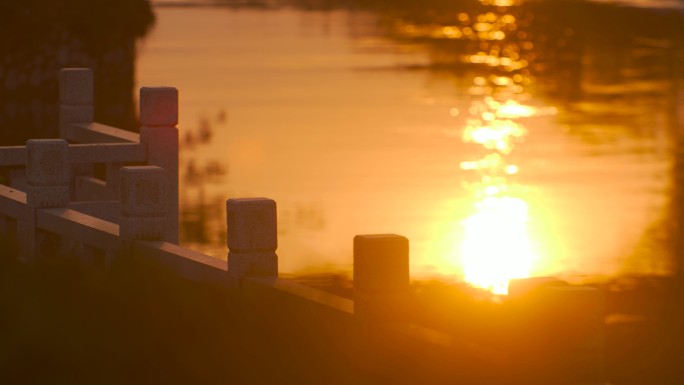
[226,198,277,253]
[140,87,178,127]
[353,234,409,295]
[59,68,93,105]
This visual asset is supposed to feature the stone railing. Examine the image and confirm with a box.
[1,68,178,247]
[0,68,606,385]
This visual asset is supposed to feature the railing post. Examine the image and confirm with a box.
[59,68,94,140]
[119,166,169,242]
[59,68,95,200]
[353,234,410,322]
[226,198,278,287]
[139,87,179,244]
[506,277,605,384]
[20,139,70,261]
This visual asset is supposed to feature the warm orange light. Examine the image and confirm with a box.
[474,22,493,32]
[490,31,506,40]
[479,0,522,6]
[463,119,526,153]
[505,164,519,175]
[460,196,536,294]
[496,100,536,118]
[442,26,463,38]
[457,56,540,293]
[465,52,528,68]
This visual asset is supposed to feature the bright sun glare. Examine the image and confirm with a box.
[460,196,536,294]
[458,94,539,295]
[458,95,538,294]
[455,4,541,293]
[396,0,554,294]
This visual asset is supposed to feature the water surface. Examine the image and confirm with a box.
[137,0,684,293]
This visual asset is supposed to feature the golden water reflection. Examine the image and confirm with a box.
[458,94,543,293]
[460,196,536,294]
[140,1,678,296]
[457,1,544,294]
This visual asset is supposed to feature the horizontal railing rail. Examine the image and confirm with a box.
[68,122,140,144]
[69,143,146,163]
[37,207,120,252]
[0,184,26,218]
[0,142,146,167]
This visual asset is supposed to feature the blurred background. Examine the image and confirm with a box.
[137,0,684,293]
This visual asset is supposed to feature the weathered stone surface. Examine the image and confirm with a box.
[120,166,168,217]
[226,198,277,253]
[26,139,69,186]
[227,251,278,286]
[119,216,166,240]
[59,105,94,132]
[59,68,93,105]
[68,143,145,164]
[139,126,178,175]
[140,125,179,243]
[140,87,178,127]
[26,185,69,208]
[353,234,409,295]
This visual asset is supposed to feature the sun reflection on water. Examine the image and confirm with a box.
[454,0,546,294]
[458,100,539,294]
[461,196,536,294]
[388,0,546,294]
